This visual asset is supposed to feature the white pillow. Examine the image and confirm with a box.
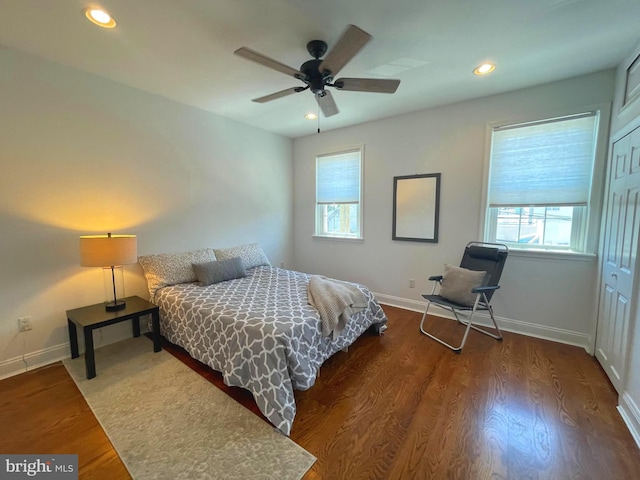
[438,264,488,307]
[138,248,217,298]
[213,243,270,270]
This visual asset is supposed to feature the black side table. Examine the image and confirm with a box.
[67,295,161,379]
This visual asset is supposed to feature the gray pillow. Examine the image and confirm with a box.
[192,257,247,286]
[438,264,488,307]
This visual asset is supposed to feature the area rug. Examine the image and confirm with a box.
[63,337,316,480]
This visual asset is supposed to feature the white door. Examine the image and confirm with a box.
[596,126,640,392]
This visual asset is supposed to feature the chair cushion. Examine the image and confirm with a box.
[439,264,488,307]
[466,245,501,261]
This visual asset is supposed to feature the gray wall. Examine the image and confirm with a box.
[292,70,616,351]
[0,43,622,381]
[0,46,293,377]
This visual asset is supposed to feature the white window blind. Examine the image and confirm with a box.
[488,113,598,207]
[316,150,361,204]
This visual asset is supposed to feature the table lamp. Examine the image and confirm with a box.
[80,233,138,311]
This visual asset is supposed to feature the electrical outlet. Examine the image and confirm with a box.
[18,316,32,332]
[409,279,415,288]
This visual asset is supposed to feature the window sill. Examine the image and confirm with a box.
[506,248,596,262]
[312,235,364,243]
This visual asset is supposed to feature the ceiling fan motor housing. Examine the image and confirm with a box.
[300,58,332,94]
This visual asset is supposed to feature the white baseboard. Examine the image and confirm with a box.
[0,294,593,377]
[0,322,149,381]
[373,293,426,313]
[373,292,593,354]
[619,391,640,450]
[0,343,70,380]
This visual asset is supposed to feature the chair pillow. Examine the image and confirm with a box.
[439,264,488,307]
[213,243,270,270]
[138,248,217,298]
[192,257,247,286]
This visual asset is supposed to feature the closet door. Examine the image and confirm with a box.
[596,127,640,392]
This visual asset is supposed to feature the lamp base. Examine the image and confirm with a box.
[105,300,126,312]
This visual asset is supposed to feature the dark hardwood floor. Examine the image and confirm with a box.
[1,305,639,479]
[0,362,129,479]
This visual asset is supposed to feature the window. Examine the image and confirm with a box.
[484,112,599,252]
[315,147,363,239]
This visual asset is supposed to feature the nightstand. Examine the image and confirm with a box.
[66,295,161,379]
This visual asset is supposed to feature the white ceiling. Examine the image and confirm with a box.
[1,0,639,138]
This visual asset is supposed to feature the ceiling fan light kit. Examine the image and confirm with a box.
[234,25,401,118]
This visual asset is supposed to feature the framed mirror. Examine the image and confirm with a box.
[392,173,441,242]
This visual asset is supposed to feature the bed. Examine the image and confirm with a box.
[138,244,388,435]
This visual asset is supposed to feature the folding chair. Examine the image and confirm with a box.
[419,242,508,353]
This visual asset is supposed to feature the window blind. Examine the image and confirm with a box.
[316,150,361,204]
[488,113,597,207]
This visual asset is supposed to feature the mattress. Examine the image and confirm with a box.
[154,265,388,435]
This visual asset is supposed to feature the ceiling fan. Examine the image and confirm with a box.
[234,25,400,118]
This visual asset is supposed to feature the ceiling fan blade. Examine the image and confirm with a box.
[318,25,371,76]
[334,78,400,94]
[316,91,339,117]
[252,87,302,103]
[234,47,303,78]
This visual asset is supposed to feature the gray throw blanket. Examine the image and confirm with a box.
[307,275,368,339]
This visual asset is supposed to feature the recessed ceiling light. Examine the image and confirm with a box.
[304,113,318,120]
[83,8,116,29]
[473,63,495,76]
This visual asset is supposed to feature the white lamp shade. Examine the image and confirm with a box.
[80,234,137,267]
